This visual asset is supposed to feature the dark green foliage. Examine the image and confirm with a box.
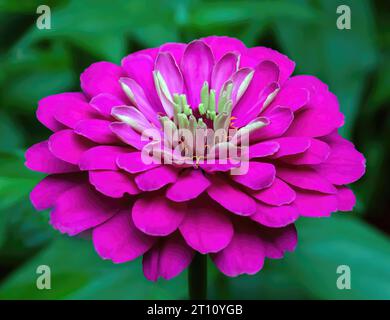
[0,0,388,299]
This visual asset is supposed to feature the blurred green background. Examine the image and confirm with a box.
[0,0,389,299]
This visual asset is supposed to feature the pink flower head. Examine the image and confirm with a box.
[26,36,365,280]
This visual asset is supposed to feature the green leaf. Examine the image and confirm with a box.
[189,0,318,29]
[0,151,41,210]
[0,237,187,299]
[275,0,378,138]
[67,34,127,63]
[0,0,68,13]
[284,215,390,299]
[0,200,54,258]
[1,43,75,112]
[0,111,24,152]
[215,259,309,300]
[0,151,42,248]
[367,57,390,111]
[12,0,180,60]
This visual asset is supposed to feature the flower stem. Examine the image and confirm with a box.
[188,253,207,300]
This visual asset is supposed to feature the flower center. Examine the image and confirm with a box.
[155,81,262,165]
[116,71,269,166]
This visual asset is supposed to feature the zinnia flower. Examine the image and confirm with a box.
[25,36,365,281]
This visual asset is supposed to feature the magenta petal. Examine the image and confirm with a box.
[285,82,344,138]
[277,166,337,194]
[269,137,310,158]
[89,170,140,198]
[270,81,309,112]
[292,189,338,217]
[166,169,210,202]
[122,53,154,84]
[230,68,254,105]
[246,46,295,83]
[135,166,178,191]
[93,210,155,263]
[53,93,101,129]
[207,176,257,216]
[110,122,147,150]
[251,202,299,228]
[117,151,160,173]
[249,141,280,159]
[49,129,95,165]
[50,184,122,236]
[200,160,241,173]
[111,105,154,132]
[315,133,366,185]
[159,42,186,64]
[37,94,76,131]
[286,106,344,138]
[179,202,233,254]
[80,61,126,100]
[30,174,83,210]
[232,161,275,191]
[132,196,186,236]
[251,106,294,141]
[233,61,280,127]
[201,36,246,61]
[74,119,118,144]
[79,146,128,171]
[25,141,79,174]
[211,52,239,98]
[155,52,183,96]
[119,78,160,125]
[260,224,297,259]
[211,223,265,277]
[251,177,296,206]
[121,53,163,113]
[181,40,214,108]
[89,93,124,117]
[143,233,194,281]
[282,138,330,165]
[336,186,356,211]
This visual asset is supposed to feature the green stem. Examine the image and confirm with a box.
[188,253,207,300]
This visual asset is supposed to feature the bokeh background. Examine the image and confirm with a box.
[0,0,389,299]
